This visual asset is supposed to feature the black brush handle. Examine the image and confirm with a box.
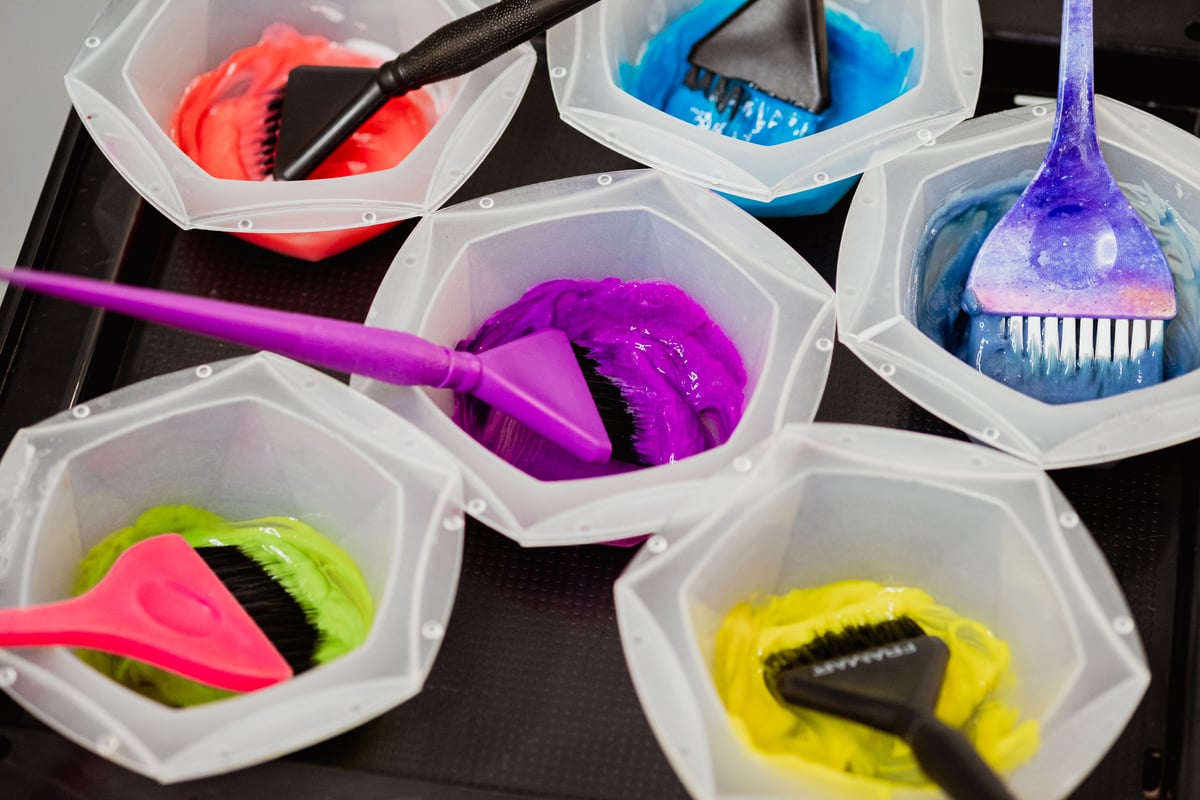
[777,672,1015,800]
[379,0,602,94]
[279,0,602,180]
[906,713,1017,800]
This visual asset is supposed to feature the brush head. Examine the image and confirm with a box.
[196,545,320,676]
[268,66,383,180]
[687,0,830,114]
[571,343,650,467]
[763,615,1017,799]
[764,616,949,735]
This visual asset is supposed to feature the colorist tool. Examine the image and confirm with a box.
[270,0,603,181]
[961,0,1176,397]
[0,534,298,692]
[456,277,747,473]
[684,0,829,115]
[0,267,612,463]
[766,616,1016,800]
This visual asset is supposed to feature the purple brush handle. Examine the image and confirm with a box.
[0,269,482,392]
[1049,0,1098,162]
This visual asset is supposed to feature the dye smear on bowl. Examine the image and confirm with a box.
[713,579,1038,786]
[73,504,374,707]
[915,175,1200,403]
[170,23,438,260]
[453,277,747,481]
[624,1,912,147]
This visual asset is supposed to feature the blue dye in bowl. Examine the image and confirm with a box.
[622,0,913,216]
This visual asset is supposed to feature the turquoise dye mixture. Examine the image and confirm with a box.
[915,176,1200,403]
[623,0,912,146]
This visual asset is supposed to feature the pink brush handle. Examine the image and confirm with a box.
[0,535,292,692]
[0,268,485,392]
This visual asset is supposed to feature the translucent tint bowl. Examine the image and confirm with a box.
[64,0,534,246]
[837,95,1200,469]
[615,423,1148,800]
[0,353,464,783]
[351,170,837,547]
[545,0,981,216]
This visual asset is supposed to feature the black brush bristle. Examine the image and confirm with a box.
[195,545,319,675]
[763,616,926,676]
[571,343,650,467]
[253,88,285,178]
[682,65,747,115]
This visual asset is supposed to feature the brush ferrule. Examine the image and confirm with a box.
[439,350,484,392]
[377,62,418,98]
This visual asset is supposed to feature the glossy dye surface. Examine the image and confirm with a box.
[713,580,1038,786]
[916,176,1200,403]
[623,0,912,146]
[453,277,747,481]
[170,23,437,260]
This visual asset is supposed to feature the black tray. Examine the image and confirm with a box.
[3,9,1200,799]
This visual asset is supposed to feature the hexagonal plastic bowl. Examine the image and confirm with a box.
[545,0,981,215]
[615,422,1149,800]
[63,0,534,235]
[351,169,837,547]
[837,95,1200,469]
[0,353,464,783]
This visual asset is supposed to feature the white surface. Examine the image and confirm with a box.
[1,0,108,267]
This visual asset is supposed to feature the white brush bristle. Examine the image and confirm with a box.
[1004,316,1163,369]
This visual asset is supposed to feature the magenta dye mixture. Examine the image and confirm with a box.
[453,277,747,481]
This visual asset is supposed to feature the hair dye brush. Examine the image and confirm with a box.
[961,0,1175,400]
[269,0,604,181]
[765,616,1016,800]
[683,0,829,115]
[0,534,308,692]
[0,267,612,463]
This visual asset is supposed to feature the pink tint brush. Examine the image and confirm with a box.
[0,534,291,692]
[0,267,612,463]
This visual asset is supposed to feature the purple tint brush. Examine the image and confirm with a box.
[0,268,611,463]
[961,0,1175,392]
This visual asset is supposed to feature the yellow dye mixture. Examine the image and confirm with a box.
[713,580,1039,788]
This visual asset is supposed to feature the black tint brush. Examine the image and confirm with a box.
[765,616,1016,800]
[271,0,604,181]
[685,0,830,115]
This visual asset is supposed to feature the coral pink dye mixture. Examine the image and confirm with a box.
[170,23,436,260]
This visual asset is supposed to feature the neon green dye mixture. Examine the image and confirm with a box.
[713,580,1039,788]
[73,504,374,707]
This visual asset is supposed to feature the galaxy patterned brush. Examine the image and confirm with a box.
[961,0,1176,397]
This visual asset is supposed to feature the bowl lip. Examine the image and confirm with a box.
[63,0,537,233]
[835,94,1200,469]
[613,421,1150,800]
[0,352,466,783]
[352,169,838,546]
[545,0,983,201]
